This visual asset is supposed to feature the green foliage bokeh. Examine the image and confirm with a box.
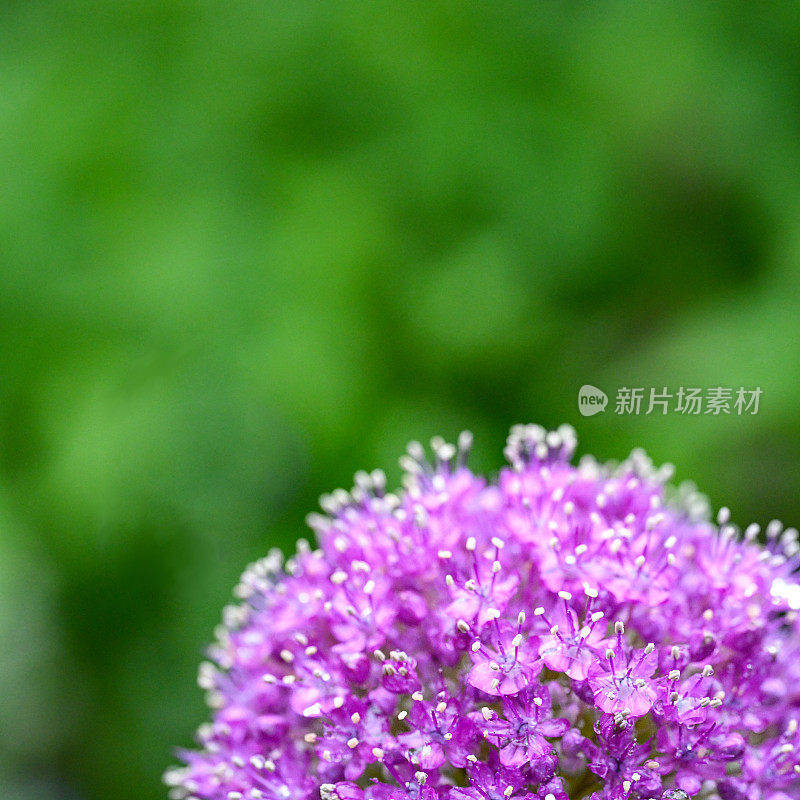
[1,3,800,800]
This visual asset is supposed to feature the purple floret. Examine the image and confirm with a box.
[166,425,800,800]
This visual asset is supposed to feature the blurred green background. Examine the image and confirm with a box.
[2,2,800,799]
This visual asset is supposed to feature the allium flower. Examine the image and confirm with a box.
[166,424,800,800]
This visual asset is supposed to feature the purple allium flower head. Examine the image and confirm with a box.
[166,425,800,800]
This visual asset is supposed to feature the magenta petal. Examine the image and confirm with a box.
[418,741,445,770]
[675,772,702,795]
[500,742,529,767]
[537,718,570,737]
[467,662,502,694]
[499,671,531,695]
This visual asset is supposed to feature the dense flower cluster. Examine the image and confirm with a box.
[166,425,800,800]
